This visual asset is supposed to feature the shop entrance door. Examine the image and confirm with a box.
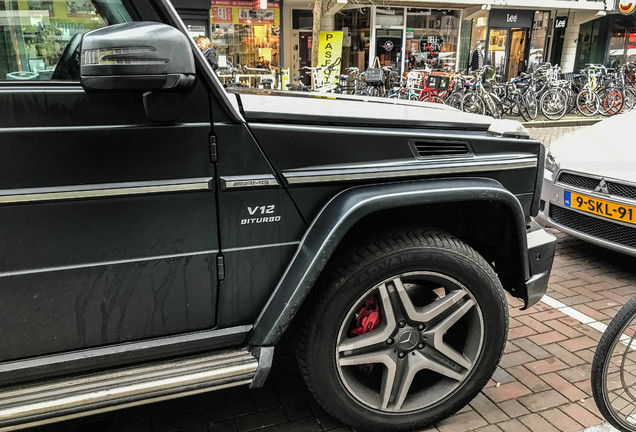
[508,29,526,79]
[375,29,403,71]
[486,28,527,81]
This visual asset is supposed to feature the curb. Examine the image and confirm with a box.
[522,118,603,128]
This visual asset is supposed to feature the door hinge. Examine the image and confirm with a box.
[209,136,217,163]
[217,255,225,281]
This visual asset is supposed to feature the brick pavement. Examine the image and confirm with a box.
[34,125,636,432]
[528,126,581,147]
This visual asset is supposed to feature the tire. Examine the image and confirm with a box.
[591,296,636,432]
[576,90,600,117]
[516,94,531,122]
[445,92,463,110]
[524,90,538,120]
[461,93,486,115]
[295,230,508,432]
[482,94,501,119]
[600,89,625,116]
[540,88,568,120]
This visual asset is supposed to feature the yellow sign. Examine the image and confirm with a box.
[318,31,343,86]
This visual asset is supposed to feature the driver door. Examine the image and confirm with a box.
[0,0,219,361]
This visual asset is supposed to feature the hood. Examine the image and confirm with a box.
[231,89,494,131]
[550,111,636,183]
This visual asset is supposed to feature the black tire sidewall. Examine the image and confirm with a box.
[303,242,507,431]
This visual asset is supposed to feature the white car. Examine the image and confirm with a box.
[536,111,636,256]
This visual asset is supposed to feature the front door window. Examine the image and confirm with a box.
[487,29,507,79]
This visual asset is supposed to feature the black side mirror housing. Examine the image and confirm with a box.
[80,22,196,92]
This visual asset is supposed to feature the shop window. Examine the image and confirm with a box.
[335,8,370,72]
[211,0,280,85]
[528,11,549,71]
[0,0,130,81]
[375,7,404,27]
[405,9,459,71]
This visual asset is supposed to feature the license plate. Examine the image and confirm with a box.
[564,191,636,225]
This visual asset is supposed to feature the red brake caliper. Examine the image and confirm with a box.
[350,296,381,336]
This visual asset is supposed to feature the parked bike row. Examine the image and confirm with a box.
[291,60,636,121]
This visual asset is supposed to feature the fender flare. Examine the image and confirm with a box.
[249,177,529,346]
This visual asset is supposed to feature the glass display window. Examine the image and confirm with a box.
[405,9,459,71]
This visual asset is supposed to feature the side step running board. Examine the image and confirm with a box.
[0,349,258,431]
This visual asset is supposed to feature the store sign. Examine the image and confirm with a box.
[489,9,533,28]
[554,17,568,29]
[419,34,443,53]
[383,40,394,51]
[211,0,279,24]
[318,32,343,84]
[618,0,635,15]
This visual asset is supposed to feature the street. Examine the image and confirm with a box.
[32,125,634,432]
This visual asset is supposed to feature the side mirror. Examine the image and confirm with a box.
[80,22,196,92]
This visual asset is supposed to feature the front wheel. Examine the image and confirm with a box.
[295,230,508,431]
[592,296,636,432]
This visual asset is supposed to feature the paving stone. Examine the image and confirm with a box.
[542,343,586,367]
[527,330,568,346]
[543,319,583,339]
[558,336,599,352]
[517,413,560,432]
[518,390,568,412]
[265,417,322,432]
[557,364,591,383]
[496,419,532,432]
[541,372,587,401]
[209,420,238,432]
[539,408,583,432]
[507,326,537,340]
[515,316,551,334]
[235,408,288,432]
[474,425,502,432]
[524,358,568,375]
[510,339,551,360]
[469,393,509,423]
[177,412,209,432]
[436,411,487,432]
[206,399,259,424]
[498,351,535,369]
[483,382,532,403]
[559,402,604,428]
[506,365,550,392]
[497,400,530,418]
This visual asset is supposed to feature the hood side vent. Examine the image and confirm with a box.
[409,139,472,160]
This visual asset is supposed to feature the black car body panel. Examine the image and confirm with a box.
[0,0,557,426]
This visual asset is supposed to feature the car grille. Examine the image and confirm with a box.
[558,172,636,201]
[558,173,599,190]
[550,206,636,249]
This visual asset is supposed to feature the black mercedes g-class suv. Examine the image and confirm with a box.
[0,0,555,430]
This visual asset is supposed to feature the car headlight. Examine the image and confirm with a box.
[546,151,559,173]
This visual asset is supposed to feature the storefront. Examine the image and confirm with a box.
[573,14,636,72]
[368,7,461,74]
[484,9,550,81]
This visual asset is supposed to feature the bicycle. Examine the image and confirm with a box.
[592,296,636,431]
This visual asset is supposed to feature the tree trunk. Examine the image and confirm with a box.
[311,0,323,72]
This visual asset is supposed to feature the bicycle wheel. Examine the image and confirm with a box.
[516,94,531,122]
[601,89,625,116]
[540,88,568,120]
[576,90,600,116]
[422,94,445,104]
[461,93,486,115]
[623,88,636,111]
[524,90,538,120]
[592,296,636,432]
[445,92,463,110]
[482,94,501,119]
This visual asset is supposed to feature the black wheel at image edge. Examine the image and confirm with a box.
[294,230,508,432]
[592,296,636,432]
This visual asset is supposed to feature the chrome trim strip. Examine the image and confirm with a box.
[0,250,219,278]
[283,157,538,185]
[220,174,280,190]
[0,178,212,205]
[0,123,211,134]
[223,241,300,253]
[2,380,253,432]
